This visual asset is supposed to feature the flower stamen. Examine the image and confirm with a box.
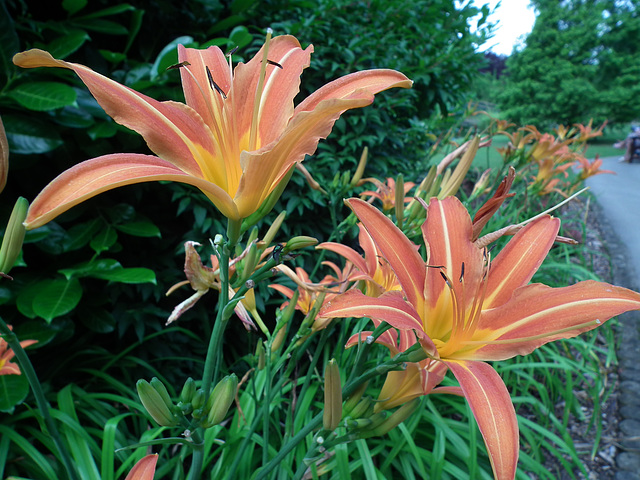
[206,66,227,99]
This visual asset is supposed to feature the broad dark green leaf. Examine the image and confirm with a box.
[71,19,128,35]
[62,219,103,252]
[229,26,252,50]
[87,120,117,140]
[7,82,77,111]
[59,258,121,280]
[46,30,90,59]
[3,114,63,154]
[31,278,83,323]
[115,221,161,238]
[0,375,29,413]
[150,36,193,80]
[89,267,156,284]
[62,0,88,15]
[14,320,62,348]
[90,227,118,254]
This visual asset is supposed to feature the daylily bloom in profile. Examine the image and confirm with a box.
[319,197,640,480]
[359,177,415,211]
[269,261,353,331]
[0,325,37,375]
[166,241,259,329]
[317,222,401,297]
[13,33,411,229]
[124,454,157,480]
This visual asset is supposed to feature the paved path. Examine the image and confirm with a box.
[586,156,640,479]
[586,156,640,288]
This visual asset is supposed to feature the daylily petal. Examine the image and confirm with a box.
[232,36,313,146]
[24,154,238,229]
[475,281,640,361]
[296,69,412,112]
[346,198,426,310]
[446,360,518,480]
[178,45,231,132]
[317,242,369,275]
[124,454,158,480]
[235,96,376,217]
[319,290,429,342]
[483,215,560,309]
[13,50,211,178]
[422,197,485,312]
[376,366,424,411]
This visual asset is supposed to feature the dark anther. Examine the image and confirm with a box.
[166,61,191,70]
[226,46,239,57]
[206,66,227,99]
[266,59,283,69]
[459,262,465,283]
[439,271,450,286]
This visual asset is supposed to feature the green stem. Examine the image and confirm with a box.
[0,317,80,480]
[188,221,237,480]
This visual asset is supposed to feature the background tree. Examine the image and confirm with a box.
[499,0,640,127]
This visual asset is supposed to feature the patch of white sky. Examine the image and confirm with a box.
[469,0,537,56]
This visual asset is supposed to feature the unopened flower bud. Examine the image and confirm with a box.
[357,399,420,439]
[191,389,206,410]
[323,359,342,431]
[202,374,238,428]
[350,147,368,187]
[180,377,196,404]
[271,324,287,353]
[0,197,28,277]
[283,236,318,253]
[136,379,179,427]
[343,381,369,416]
[262,211,287,246]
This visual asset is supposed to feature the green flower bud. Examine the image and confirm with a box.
[136,380,178,427]
[343,382,369,416]
[191,389,206,410]
[180,378,196,404]
[323,359,342,431]
[283,236,318,254]
[150,377,174,410]
[357,399,420,439]
[202,374,238,428]
[0,197,28,277]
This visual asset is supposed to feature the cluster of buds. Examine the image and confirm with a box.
[136,375,237,430]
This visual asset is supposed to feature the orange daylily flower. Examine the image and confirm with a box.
[317,222,401,297]
[13,34,411,229]
[319,197,640,480]
[0,325,37,376]
[359,177,415,211]
[575,154,614,180]
[269,262,353,331]
[124,454,157,480]
[166,241,261,329]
